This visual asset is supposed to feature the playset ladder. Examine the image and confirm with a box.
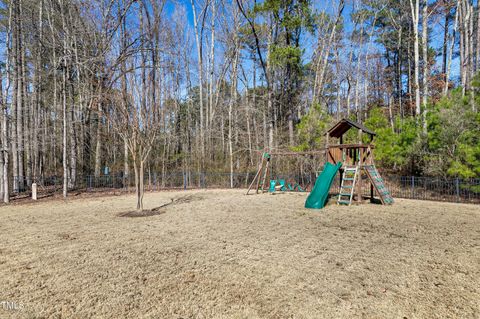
[337,166,358,205]
[363,165,394,205]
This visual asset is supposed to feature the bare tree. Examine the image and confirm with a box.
[107,0,163,211]
[109,79,160,210]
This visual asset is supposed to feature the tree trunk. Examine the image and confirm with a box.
[252,56,259,149]
[134,157,140,211]
[229,29,240,189]
[245,87,253,165]
[362,12,379,122]
[23,21,31,188]
[33,0,43,180]
[62,63,68,198]
[410,0,421,117]
[458,1,466,95]
[0,51,9,203]
[266,34,274,151]
[476,0,480,72]
[61,0,68,197]
[47,0,58,175]
[467,0,474,85]
[354,23,365,120]
[0,1,15,204]
[190,0,205,165]
[397,27,403,118]
[408,48,414,112]
[120,4,129,179]
[18,0,25,191]
[421,0,428,133]
[445,1,459,95]
[124,138,129,177]
[467,0,475,111]
[288,115,295,146]
[94,102,102,177]
[69,83,77,187]
[13,0,23,192]
[388,94,394,129]
[139,159,144,211]
[208,0,216,146]
[442,9,450,75]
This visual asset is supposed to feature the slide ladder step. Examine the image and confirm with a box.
[337,166,359,206]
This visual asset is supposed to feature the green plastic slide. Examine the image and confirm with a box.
[304,162,342,209]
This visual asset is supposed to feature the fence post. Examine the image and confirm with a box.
[32,183,37,200]
[183,172,187,190]
[411,176,415,198]
[455,178,460,203]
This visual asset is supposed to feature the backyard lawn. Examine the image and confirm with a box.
[0,190,479,318]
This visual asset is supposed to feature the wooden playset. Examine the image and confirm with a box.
[246,118,393,207]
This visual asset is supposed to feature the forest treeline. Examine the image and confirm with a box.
[0,0,479,204]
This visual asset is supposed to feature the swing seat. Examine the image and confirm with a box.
[294,184,305,192]
[287,182,304,192]
[269,180,277,192]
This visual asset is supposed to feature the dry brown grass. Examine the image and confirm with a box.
[0,189,479,318]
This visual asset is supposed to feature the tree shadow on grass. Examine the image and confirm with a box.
[118,194,203,218]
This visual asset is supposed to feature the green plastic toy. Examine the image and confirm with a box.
[269,180,277,192]
[269,179,286,192]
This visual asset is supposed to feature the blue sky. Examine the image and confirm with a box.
[166,0,459,63]
[165,0,462,89]
[0,0,463,94]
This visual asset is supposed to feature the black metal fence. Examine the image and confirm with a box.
[5,172,480,204]
[329,175,480,204]
[382,175,480,204]
[7,172,259,196]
